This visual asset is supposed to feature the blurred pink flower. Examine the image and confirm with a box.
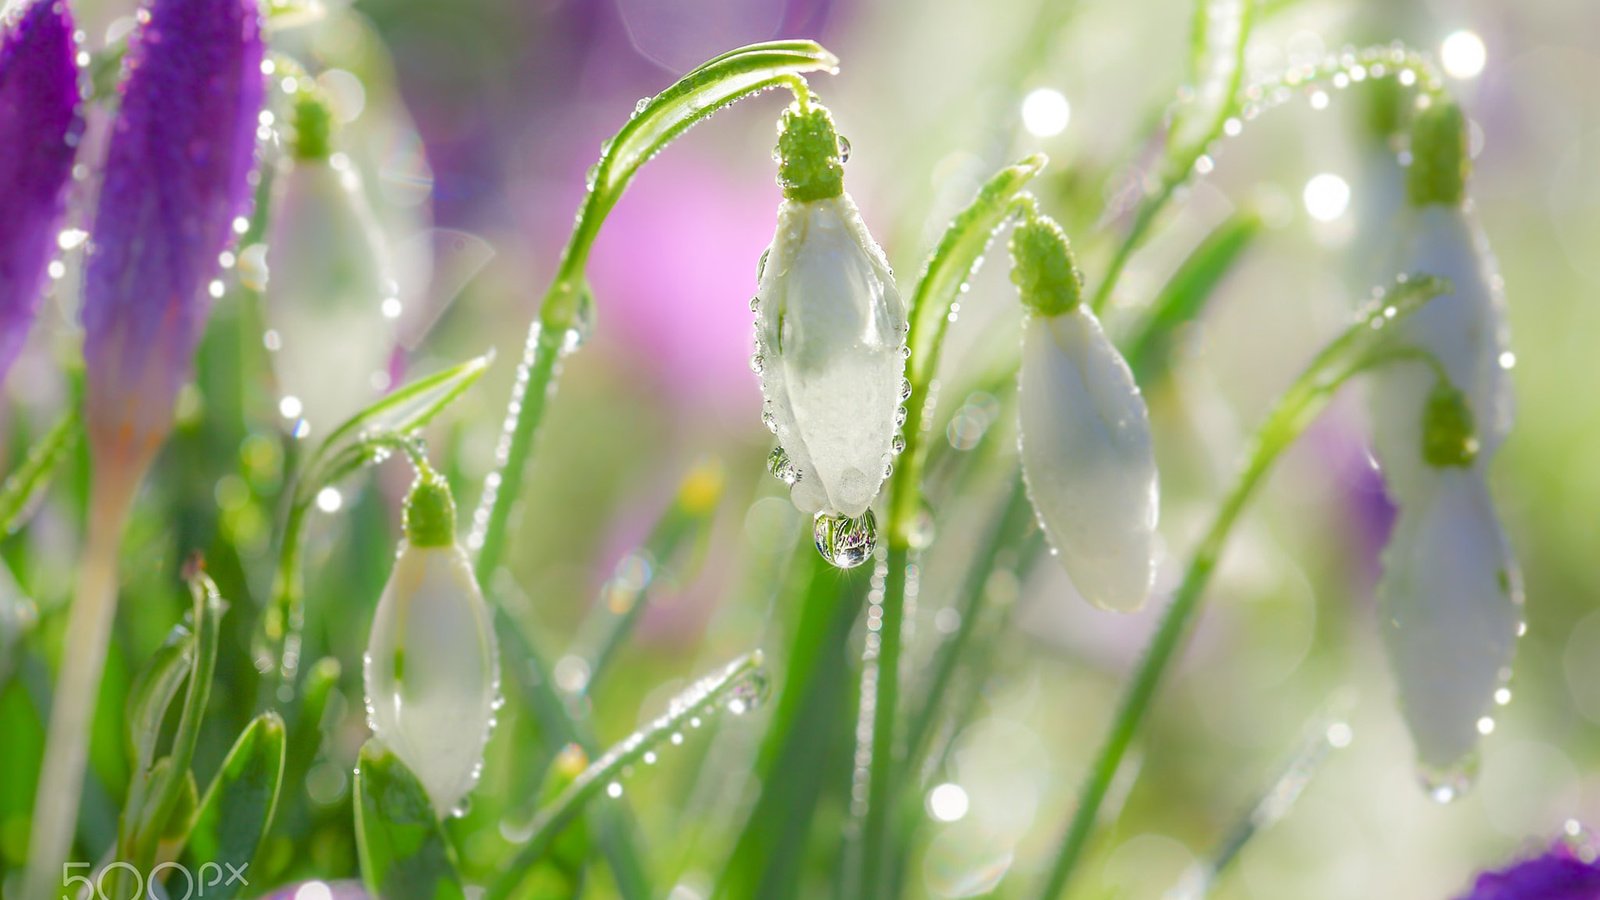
[587,152,774,413]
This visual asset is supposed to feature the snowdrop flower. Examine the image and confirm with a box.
[1372,98,1522,788]
[0,0,80,385]
[1011,211,1158,612]
[266,91,397,433]
[1369,99,1512,494]
[753,101,907,521]
[81,0,264,475]
[364,468,499,818]
[1378,466,1520,785]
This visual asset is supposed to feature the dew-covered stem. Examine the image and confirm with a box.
[856,155,1045,899]
[487,652,767,900]
[1087,0,1254,316]
[1033,277,1446,898]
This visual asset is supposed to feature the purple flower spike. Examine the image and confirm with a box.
[0,0,81,384]
[1458,838,1600,900]
[81,0,263,467]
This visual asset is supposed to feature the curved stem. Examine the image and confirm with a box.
[855,156,1046,900]
[1033,277,1446,898]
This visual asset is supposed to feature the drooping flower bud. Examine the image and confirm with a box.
[1369,146,1511,492]
[265,91,397,434]
[0,0,81,384]
[1012,213,1159,612]
[364,470,500,819]
[1370,95,1521,788]
[1378,468,1520,788]
[754,101,907,520]
[80,0,263,472]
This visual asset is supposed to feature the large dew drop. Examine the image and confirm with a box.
[767,446,800,485]
[813,509,877,569]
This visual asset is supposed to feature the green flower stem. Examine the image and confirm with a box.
[1087,0,1254,316]
[486,652,767,900]
[857,156,1045,900]
[459,43,835,895]
[1033,276,1446,899]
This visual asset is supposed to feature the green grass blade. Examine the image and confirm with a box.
[1123,211,1261,381]
[353,740,467,900]
[0,410,78,537]
[178,713,286,899]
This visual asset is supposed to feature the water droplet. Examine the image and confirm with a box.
[757,247,771,283]
[564,286,597,352]
[750,353,765,375]
[606,781,623,798]
[836,135,851,162]
[1418,757,1477,804]
[761,408,777,433]
[725,668,769,715]
[900,379,913,402]
[813,509,878,570]
[633,97,650,116]
[749,295,760,313]
[895,406,908,427]
[767,446,800,485]
[891,436,906,455]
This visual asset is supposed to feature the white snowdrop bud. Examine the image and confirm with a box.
[265,92,397,433]
[1012,214,1158,612]
[1378,468,1520,779]
[364,471,499,818]
[754,102,906,520]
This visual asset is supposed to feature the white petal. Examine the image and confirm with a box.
[364,542,500,817]
[756,195,906,518]
[1019,310,1159,612]
[1370,205,1513,491]
[266,159,396,431]
[1379,469,1520,772]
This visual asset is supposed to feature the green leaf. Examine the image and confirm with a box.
[178,713,286,898]
[122,570,226,872]
[299,352,494,502]
[0,410,78,536]
[1169,0,1255,156]
[489,652,769,900]
[124,632,194,778]
[0,571,37,688]
[354,740,467,900]
[1123,211,1261,381]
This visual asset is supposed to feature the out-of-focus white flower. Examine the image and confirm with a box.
[1378,468,1520,775]
[754,103,906,519]
[364,472,498,818]
[1011,213,1158,612]
[265,93,396,434]
[1369,203,1511,492]
[1369,99,1522,785]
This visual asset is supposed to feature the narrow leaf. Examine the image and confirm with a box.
[123,632,193,778]
[0,409,78,536]
[489,652,769,900]
[178,712,286,898]
[1124,211,1261,381]
[300,351,493,498]
[1169,0,1254,155]
[354,740,467,900]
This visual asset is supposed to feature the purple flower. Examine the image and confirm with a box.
[1458,839,1600,900]
[81,0,263,468]
[0,0,81,384]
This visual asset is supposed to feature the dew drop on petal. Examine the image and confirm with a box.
[767,446,800,485]
[813,509,878,570]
